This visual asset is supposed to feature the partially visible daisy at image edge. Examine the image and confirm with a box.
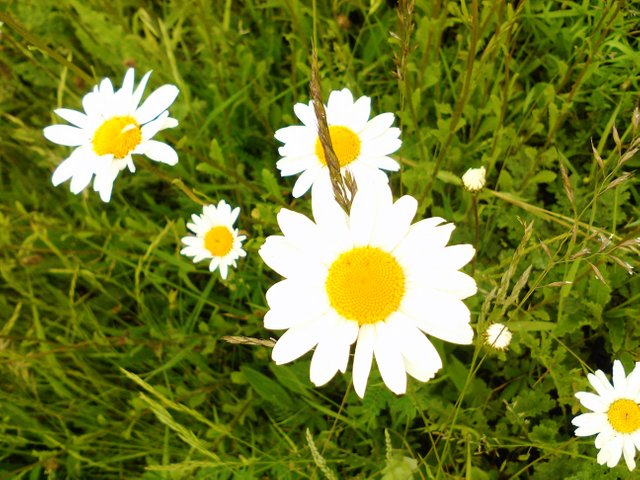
[572,360,640,471]
[274,88,401,198]
[44,68,179,202]
[258,181,477,398]
[180,200,247,280]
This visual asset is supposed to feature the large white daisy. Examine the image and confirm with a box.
[44,68,179,202]
[274,88,401,198]
[258,182,477,397]
[573,360,640,471]
[180,200,247,280]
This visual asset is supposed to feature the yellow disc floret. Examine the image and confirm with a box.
[315,125,361,167]
[204,226,234,257]
[93,115,142,158]
[325,246,405,325]
[607,398,640,434]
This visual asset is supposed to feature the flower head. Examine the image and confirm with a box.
[180,200,247,280]
[259,182,477,398]
[44,69,179,202]
[274,88,401,198]
[484,323,512,350]
[572,360,640,471]
[462,166,486,192]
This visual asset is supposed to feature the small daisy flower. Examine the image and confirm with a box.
[44,69,179,202]
[484,323,512,350]
[180,200,247,280]
[259,182,477,398]
[274,88,401,198]
[572,360,640,471]
[462,166,486,192]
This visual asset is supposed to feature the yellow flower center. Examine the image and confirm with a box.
[204,226,234,257]
[315,125,361,167]
[325,246,405,325]
[607,398,640,434]
[92,115,142,158]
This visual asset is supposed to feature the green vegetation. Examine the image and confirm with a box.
[1,0,639,478]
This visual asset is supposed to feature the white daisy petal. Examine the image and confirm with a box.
[595,429,615,449]
[293,102,317,128]
[274,125,310,144]
[141,111,170,140]
[589,370,616,399]
[373,322,406,395]
[120,68,135,97]
[217,261,228,280]
[349,180,392,246]
[141,140,178,165]
[403,291,473,345]
[597,446,610,466]
[607,436,623,468]
[575,392,610,413]
[135,84,180,124]
[309,319,356,387]
[81,91,101,118]
[370,155,401,172]
[353,324,375,398]
[612,360,627,392]
[351,95,371,131]
[272,320,324,365]
[372,195,417,251]
[69,163,94,194]
[623,437,637,471]
[277,156,317,177]
[291,167,321,198]
[131,71,152,110]
[53,108,90,129]
[92,161,121,202]
[572,413,609,436]
[626,363,640,391]
[51,157,80,186]
[259,235,323,280]
[360,112,395,139]
[388,317,442,382]
[264,280,328,330]
[43,125,87,147]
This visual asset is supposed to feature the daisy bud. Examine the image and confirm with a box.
[462,166,486,192]
[484,323,512,350]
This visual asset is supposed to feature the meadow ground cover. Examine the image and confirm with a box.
[1,0,639,478]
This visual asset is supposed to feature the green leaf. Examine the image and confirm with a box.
[240,366,293,409]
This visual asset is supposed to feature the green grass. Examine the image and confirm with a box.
[1,0,639,478]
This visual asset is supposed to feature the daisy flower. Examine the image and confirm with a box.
[484,322,512,350]
[258,182,477,398]
[572,360,640,471]
[180,200,247,280]
[274,88,401,198]
[44,69,179,202]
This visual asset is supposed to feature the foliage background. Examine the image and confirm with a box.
[1,0,639,478]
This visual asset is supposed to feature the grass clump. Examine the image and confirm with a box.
[0,0,639,478]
